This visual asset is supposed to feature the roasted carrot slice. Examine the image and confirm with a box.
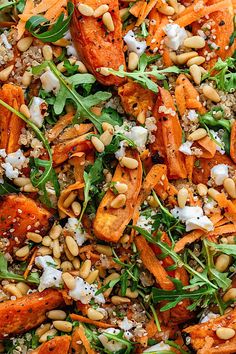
[0,194,54,254]
[70,0,125,86]
[196,136,217,159]
[32,336,71,354]
[230,120,236,163]
[93,149,142,242]
[75,325,96,354]
[70,314,116,329]
[0,289,64,338]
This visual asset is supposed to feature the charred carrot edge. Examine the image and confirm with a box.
[70,314,117,329]
[23,247,38,279]
[47,112,74,142]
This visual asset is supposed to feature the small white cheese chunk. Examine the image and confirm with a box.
[171,206,214,232]
[0,149,6,158]
[38,267,62,292]
[115,140,126,160]
[69,277,105,304]
[143,341,171,352]
[200,311,219,323]
[0,34,12,49]
[163,24,187,50]
[211,164,228,185]
[29,97,47,128]
[124,30,147,56]
[40,69,60,94]
[1,162,19,179]
[65,218,87,246]
[179,141,193,155]
[118,317,134,331]
[5,149,27,169]
[98,329,125,352]
[186,215,214,232]
[35,256,56,269]
[130,126,148,150]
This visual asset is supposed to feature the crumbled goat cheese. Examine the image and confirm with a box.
[65,218,87,246]
[118,317,134,331]
[144,342,171,352]
[99,329,125,352]
[35,256,56,269]
[203,199,218,215]
[0,149,6,158]
[124,30,147,56]
[1,162,19,179]
[200,312,219,323]
[210,130,225,154]
[0,33,12,49]
[187,110,199,121]
[38,267,62,292]
[69,277,105,304]
[130,126,148,150]
[171,206,214,232]
[211,164,228,185]
[115,140,126,159]
[179,141,193,155]
[136,212,155,234]
[163,24,187,50]
[5,149,27,169]
[29,97,48,128]
[40,69,60,94]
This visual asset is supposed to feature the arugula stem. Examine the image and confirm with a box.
[150,304,161,332]
[152,190,173,219]
[188,249,205,269]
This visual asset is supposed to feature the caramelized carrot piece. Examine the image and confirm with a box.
[230,120,236,163]
[47,112,74,142]
[196,136,217,159]
[174,230,204,252]
[32,336,71,354]
[70,314,116,329]
[75,325,96,354]
[129,1,146,17]
[175,84,186,116]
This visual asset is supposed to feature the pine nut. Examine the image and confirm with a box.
[15,245,30,258]
[215,254,231,272]
[137,110,146,124]
[65,236,79,257]
[91,136,105,153]
[102,12,114,31]
[39,329,57,343]
[63,191,77,208]
[54,257,61,268]
[208,188,220,200]
[125,288,139,298]
[17,37,33,52]
[87,308,104,320]
[98,67,110,76]
[223,178,236,199]
[85,269,99,284]
[4,284,22,298]
[62,272,76,290]
[187,56,205,67]
[53,38,70,47]
[42,45,53,61]
[184,36,206,49]
[76,60,87,73]
[110,194,126,208]
[47,310,67,320]
[80,260,92,279]
[52,239,61,259]
[189,64,202,85]
[113,182,128,194]
[13,177,31,187]
[111,296,131,305]
[22,70,32,87]
[26,232,42,243]
[64,244,75,261]
[202,85,221,103]
[100,130,113,146]
[72,257,80,270]
[227,236,236,244]
[16,282,30,295]
[197,183,208,196]
[147,195,159,208]
[20,104,31,118]
[188,128,207,141]
[22,183,38,192]
[176,52,198,65]
[94,4,109,17]
[104,273,120,296]
[128,52,139,71]
[94,244,113,256]
[119,8,129,19]
[57,62,67,73]
[42,236,52,247]
[71,201,82,216]
[223,288,236,302]
[49,224,62,240]
[119,156,138,169]
[36,323,51,337]
[216,327,235,340]
[168,0,178,11]
[177,188,188,208]
[61,261,73,272]
[102,122,114,134]
[158,5,175,15]
[0,65,14,81]
[37,246,52,256]
[78,3,94,16]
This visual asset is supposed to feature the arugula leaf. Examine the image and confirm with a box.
[15,0,25,13]
[0,180,19,195]
[205,240,236,256]
[199,109,231,133]
[0,0,16,10]
[25,2,74,43]
[104,331,134,354]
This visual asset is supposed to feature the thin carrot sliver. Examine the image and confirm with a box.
[136,0,159,26]
[23,247,38,279]
[70,314,116,329]
[174,230,204,253]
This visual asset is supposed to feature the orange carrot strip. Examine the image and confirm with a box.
[230,120,236,163]
[207,224,236,238]
[214,217,229,227]
[175,84,186,116]
[75,324,96,354]
[47,112,74,142]
[185,155,195,180]
[70,314,115,329]
[129,1,145,17]
[32,0,60,14]
[136,0,159,26]
[174,230,204,253]
[162,47,173,67]
[210,213,224,225]
[44,0,67,21]
[150,15,169,50]
[23,247,38,279]
[197,136,217,159]
[16,0,34,39]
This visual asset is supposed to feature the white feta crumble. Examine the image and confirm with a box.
[209,130,225,155]
[186,215,214,232]
[35,256,56,269]
[0,33,12,49]
[200,311,219,323]
[124,30,147,56]
[5,149,27,169]
[0,149,6,158]
[211,164,228,186]
[29,97,48,128]
[98,329,125,352]
[114,122,148,154]
[69,277,105,304]
[143,341,171,352]
[171,206,214,232]
[163,24,187,50]
[115,140,126,159]
[1,162,19,179]
[38,267,62,292]
[118,317,134,331]
[136,212,155,234]
[129,126,148,150]
[203,199,219,215]
[179,141,193,155]
[187,110,199,122]
[64,218,87,246]
[40,70,60,94]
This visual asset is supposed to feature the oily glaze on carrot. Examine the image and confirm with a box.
[0,289,64,338]
[0,194,54,254]
[70,0,125,86]
[93,149,142,243]
[32,336,71,354]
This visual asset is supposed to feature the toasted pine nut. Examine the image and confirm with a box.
[188,128,207,141]
[119,156,138,169]
[65,236,79,257]
[72,257,80,270]
[54,257,61,268]
[176,52,198,65]
[49,224,62,240]
[87,308,104,320]
[20,104,31,118]
[183,36,206,49]
[147,195,159,208]
[128,52,139,71]
[119,8,129,19]
[71,201,82,216]
[39,329,57,343]
[42,45,53,61]
[177,188,188,208]
[158,5,175,15]
[94,4,109,17]
[13,177,31,187]
[62,272,76,290]
[110,194,126,208]
[35,323,51,337]
[80,260,92,279]
[37,246,52,256]
[0,65,14,81]
[216,327,235,340]
[76,60,88,73]
[4,284,22,298]
[61,261,73,272]
[63,191,77,208]
[22,183,38,192]
[17,37,33,52]
[187,56,205,67]
[86,269,99,284]
[52,239,61,259]
[223,288,236,302]
[120,234,130,243]
[42,236,52,247]
[53,38,70,47]
[202,85,221,103]
[111,296,131,305]
[91,136,105,153]
[100,130,113,146]
[208,188,220,200]
[113,182,128,194]
[168,0,178,11]
[102,122,114,133]
[64,244,75,261]
[125,288,139,298]
[22,70,32,87]
[16,282,30,295]
[26,232,42,243]
[189,64,202,85]
[15,245,30,258]
[102,12,115,31]
[78,3,94,16]
[47,310,67,320]
[104,273,120,297]
[94,244,113,256]
[197,183,208,196]
[98,67,110,76]
[223,178,236,199]
[215,254,231,272]
[137,110,146,124]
